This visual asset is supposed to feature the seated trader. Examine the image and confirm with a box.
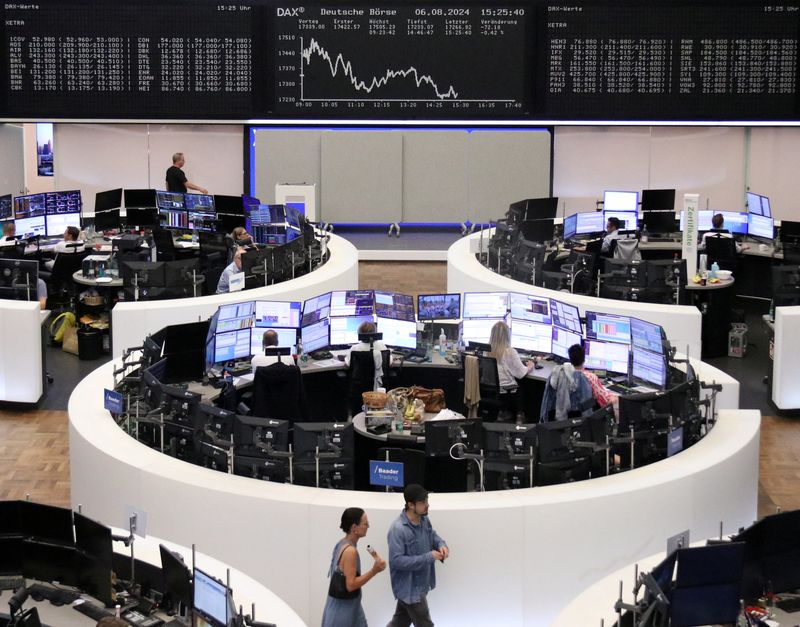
[251,329,283,370]
[45,226,85,270]
[231,226,257,249]
[37,278,47,310]
[345,321,388,390]
[699,213,747,252]
[600,217,622,256]
[540,344,600,422]
[0,222,16,246]
[489,320,534,408]
[216,246,244,294]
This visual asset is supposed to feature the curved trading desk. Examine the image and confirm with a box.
[111,233,359,358]
[70,358,752,627]
[448,232,704,359]
[0,301,47,403]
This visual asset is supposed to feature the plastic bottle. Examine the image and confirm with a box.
[297,337,306,365]
[191,229,199,244]
[640,223,649,244]
[439,329,447,357]
[710,261,719,279]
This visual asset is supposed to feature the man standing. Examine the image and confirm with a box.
[386,484,448,627]
[166,152,208,195]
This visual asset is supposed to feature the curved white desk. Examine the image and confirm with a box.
[448,232,704,360]
[111,233,359,358]
[0,301,46,403]
[70,359,755,627]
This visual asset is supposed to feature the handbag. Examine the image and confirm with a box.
[328,569,359,600]
[409,385,446,412]
[62,325,79,355]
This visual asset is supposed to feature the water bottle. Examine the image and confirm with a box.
[439,329,446,357]
[191,229,199,244]
[710,261,719,279]
[640,223,649,244]
[297,337,306,365]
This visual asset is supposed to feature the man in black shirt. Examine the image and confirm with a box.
[165,152,208,194]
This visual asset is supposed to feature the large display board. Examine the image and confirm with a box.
[1,1,798,121]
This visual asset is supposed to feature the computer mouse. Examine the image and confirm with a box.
[534,363,543,370]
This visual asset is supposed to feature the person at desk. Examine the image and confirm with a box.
[251,329,282,369]
[699,213,747,252]
[344,321,388,389]
[0,222,16,246]
[216,246,244,294]
[166,152,208,195]
[489,320,534,413]
[601,216,622,255]
[231,226,256,248]
[44,226,85,270]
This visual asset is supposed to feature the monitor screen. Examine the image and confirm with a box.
[509,292,552,324]
[124,207,159,227]
[160,208,188,229]
[510,319,553,354]
[15,215,46,238]
[94,209,121,231]
[95,188,123,212]
[584,339,630,374]
[462,317,503,344]
[45,212,81,237]
[213,194,245,215]
[160,545,192,610]
[575,212,606,235]
[156,190,186,211]
[719,211,749,235]
[551,326,583,360]
[216,301,255,333]
[746,191,772,218]
[302,292,331,327]
[562,213,578,240]
[124,189,157,208]
[184,193,214,211]
[0,194,12,221]
[254,300,301,328]
[330,290,374,317]
[585,311,631,344]
[630,317,664,354]
[603,210,638,231]
[631,345,667,389]
[301,318,329,353]
[463,292,508,319]
[641,189,676,212]
[249,327,297,356]
[377,316,416,349]
[549,298,582,333]
[417,293,461,321]
[374,291,415,321]
[329,314,375,346]
[248,204,278,226]
[604,190,638,212]
[13,193,46,219]
[748,213,774,240]
[213,329,251,363]
[761,196,772,219]
[46,190,82,215]
[187,208,216,232]
[20,501,74,545]
[641,211,677,234]
[680,210,714,232]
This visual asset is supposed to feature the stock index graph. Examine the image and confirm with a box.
[273,5,529,118]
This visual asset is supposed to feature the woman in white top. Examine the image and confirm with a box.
[489,320,534,390]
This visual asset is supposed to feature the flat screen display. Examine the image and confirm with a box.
[551,326,583,360]
[193,568,228,625]
[45,212,81,237]
[603,190,638,212]
[15,215,46,237]
[13,193,46,219]
[680,210,714,232]
[746,191,772,218]
[45,190,81,214]
[549,298,582,333]
[301,318,329,353]
[630,317,664,354]
[377,316,416,349]
[603,210,638,231]
[563,213,578,240]
[748,213,774,240]
[461,317,503,344]
[302,292,331,327]
[719,211,749,235]
[509,292,551,324]
[329,314,374,346]
[585,311,631,344]
[215,301,254,333]
[160,208,188,229]
[374,291,415,321]
[249,327,297,356]
[330,290,374,317]
[0,194,11,221]
[641,189,676,212]
[576,212,606,235]
[213,329,251,363]
[584,339,629,374]
[417,293,461,320]
[213,195,245,215]
[124,189,157,209]
[254,301,301,328]
[462,291,508,319]
[510,319,552,354]
[184,193,214,211]
[156,190,185,211]
[631,346,667,389]
[95,188,123,212]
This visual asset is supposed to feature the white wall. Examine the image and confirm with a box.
[0,124,25,196]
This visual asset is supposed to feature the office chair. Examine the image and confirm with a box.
[42,249,87,309]
[704,234,738,273]
[782,243,800,265]
[475,354,517,422]
[152,227,195,262]
[252,362,308,423]
[0,242,25,259]
[346,349,390,417]
[374,447,425,490]
[612,236,641,262]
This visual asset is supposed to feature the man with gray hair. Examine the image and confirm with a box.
[166,152,208,194]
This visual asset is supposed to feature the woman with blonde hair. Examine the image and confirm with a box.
[489,320,535,391]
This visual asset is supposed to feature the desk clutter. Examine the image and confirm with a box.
[0,499,275,627]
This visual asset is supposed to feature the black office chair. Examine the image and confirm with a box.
[43,249,87,310]
[704,234,738,273]
[152,227,195,262]
[346,349,390,417]
[374,447,425,491]
[475,355,517,422]
[0,242,25,259]
[252,362,308,423]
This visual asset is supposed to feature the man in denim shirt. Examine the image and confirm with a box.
[386,484,448,627]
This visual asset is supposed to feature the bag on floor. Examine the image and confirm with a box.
[50,311,76,345]
[62,325,80,355]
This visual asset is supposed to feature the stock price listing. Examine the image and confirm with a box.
[273,5,528,118]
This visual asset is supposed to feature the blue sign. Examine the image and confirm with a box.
[369,460,404,488]
[104,388,124,414]
[667,426,684,457]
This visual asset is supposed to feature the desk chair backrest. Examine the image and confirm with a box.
[50,248,87,282]
[252,362,307,422]
[347,348,389,416]
[152,227,177,261]
[612,236,641,262]
[0,242,25,259]
[704,234,737,261]
[477,355,501,395]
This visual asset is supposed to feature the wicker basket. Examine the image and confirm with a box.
[362,391,388,410]
[82,296,104,306]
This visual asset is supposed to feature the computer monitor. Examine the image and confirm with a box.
[213,329,251,363]
[510,319,553,354]
[301,318,329,353]
[45,190,81,215]
[562,214,578,241]
[603,210,638,231]
[95,188,123,212]
[417,293,461,321]
[641,189,676,212]
[575,212,606,236]
[156,190,186,211]
[14,215,46,238]
[680,210,713,232]
[603,190,638,213]
[551,326,583,360]
[746,191,772,218]
[719,211,749,235]
[20,501,74,545]
[93,209,121,231]
[483,422,537,456]
[74,512,113,606]
[330,290,374,317]
[120,260,166,288]
[0,194,12,221]
[293,422,354,459]
[376,316,416,350]
[214,194,245,215]
[585,311,631,344]
[124,207,159,227]
[780,220,800,245]
[641,211,676,234]
[424,419,483,456]
[374,291,415,321]
[0,259,39,301]
[44,211,81,237]
[518,219,555,243]
[549,298,582,333]
[329,314,375,346]
[631,345,667,389]
[249,327,297,356]
[13,193,46,219]
[160,545,192,612]
[463,292,508,319]
[247,204,277,227]
[160,208,189,230]
[748,213,774,241]
[125,189,157,208]
[234,415,290,455]
[253,300,302,329]
[185,193,214,212]
[509,292,551,324]
[630,317,664,354]
[215,301,255,333]
[584,339,629,375]
[461,317,503,345]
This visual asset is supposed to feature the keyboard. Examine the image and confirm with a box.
[0,576,24,591]
[123,608,165,626]
[777,596,800,613]
[74,601,113,621]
